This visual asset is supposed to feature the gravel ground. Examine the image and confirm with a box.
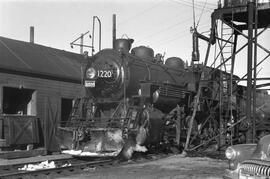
[56,154,227,179]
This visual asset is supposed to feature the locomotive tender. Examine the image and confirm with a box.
[58,38,270,158]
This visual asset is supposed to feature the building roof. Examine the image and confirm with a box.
[0,36,87,83]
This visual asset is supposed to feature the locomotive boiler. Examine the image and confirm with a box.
[84,39,197,112]
[58,38,199,158]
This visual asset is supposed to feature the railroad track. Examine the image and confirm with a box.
[0,157,116,179]
[0,152,174,179]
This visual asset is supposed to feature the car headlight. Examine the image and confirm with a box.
[138,89,142,96]
[152,90,160,103]
[86,67,96,79]
[225,147,236,160]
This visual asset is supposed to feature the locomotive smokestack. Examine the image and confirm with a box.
[113,14,116,49]
[30,26,34,43]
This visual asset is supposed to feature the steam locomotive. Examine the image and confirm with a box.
[58,38,270,158]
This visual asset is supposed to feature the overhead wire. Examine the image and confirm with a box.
[154,22,210,47]
[169,0,213,12]
[193,0,196,28]
[117,1,163,26]
[191,0,217,7]
[136,0,212,44]
[115,0,214,57]
[118,0,214,27]
[196,0,208,28]
[117,0,213,44]
[181,0,215,10]
[136,19,209,45]
[136,17,193,43]
[149,0,213,47]
[141,8,210,46]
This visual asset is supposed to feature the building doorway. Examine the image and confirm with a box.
[61,98,73,126]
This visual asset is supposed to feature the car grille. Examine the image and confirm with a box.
[240,159,270,176]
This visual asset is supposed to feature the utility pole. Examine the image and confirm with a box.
[70,31,92,55]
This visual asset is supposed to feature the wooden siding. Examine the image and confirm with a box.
[0,72,85,127]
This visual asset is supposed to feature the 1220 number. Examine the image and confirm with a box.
[97,70,112,78]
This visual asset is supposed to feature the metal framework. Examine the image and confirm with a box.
[210,1,270,145]
[185,0,270,150]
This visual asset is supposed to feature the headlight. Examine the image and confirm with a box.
[152,90,160,103]
[86,67,96,79]
[138,89,142,96]
[225,147,236,160]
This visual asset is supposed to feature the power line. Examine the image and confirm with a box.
[193,0,196,28]
[116,0,213,49]
[138,17,192,41]
[155,32,190,46]
[196,0,208,28]
[169,0,213,12]
[136,9,210,44]
[118,0,213,44]
[153,22,210,47]
[181,0,215,10]
[194,0,217,7]
[117,1,163,26]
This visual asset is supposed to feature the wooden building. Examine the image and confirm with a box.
[0,36,87,154]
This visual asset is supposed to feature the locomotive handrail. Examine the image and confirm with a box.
[91,16,101,55]
[139,80,188,87]
[66,117,130,125]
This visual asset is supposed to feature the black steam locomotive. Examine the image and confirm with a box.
[57,38,270,158]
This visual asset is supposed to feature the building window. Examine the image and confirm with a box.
[3,86,37,115]
[61,98,73,126]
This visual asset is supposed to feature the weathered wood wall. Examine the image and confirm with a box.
[0,72,85,151]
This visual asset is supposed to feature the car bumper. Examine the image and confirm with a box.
[223,169,238,179]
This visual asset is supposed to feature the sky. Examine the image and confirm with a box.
[0,0,270,88]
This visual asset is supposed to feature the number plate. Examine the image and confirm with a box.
[97,70,112,78]
[85,80,95,87]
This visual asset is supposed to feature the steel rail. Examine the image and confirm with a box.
[0,158,114,179]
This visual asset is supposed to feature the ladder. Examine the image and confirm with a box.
[219,10,235,146]
[108,101,129,129]
[66,98,90,126]
[126,106,141,130]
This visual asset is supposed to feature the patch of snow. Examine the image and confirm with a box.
[18,160,56,171]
